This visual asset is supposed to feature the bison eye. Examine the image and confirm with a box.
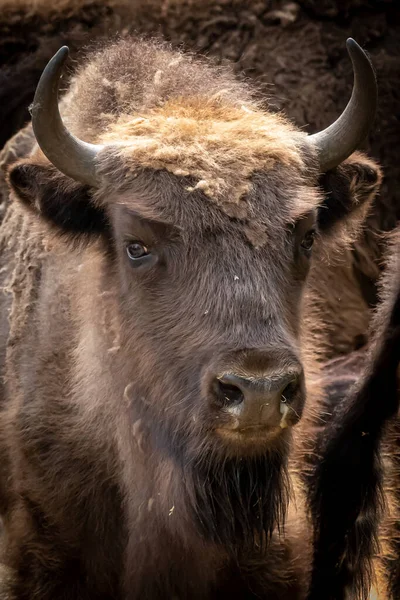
[125,241,158,270]
[126,242,150,260]
[300,230,316,252]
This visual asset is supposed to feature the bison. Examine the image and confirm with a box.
[0,37,382,599]
[307,231,400,600]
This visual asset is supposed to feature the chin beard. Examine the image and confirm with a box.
[186,443,290,555]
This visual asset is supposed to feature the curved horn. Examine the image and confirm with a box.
[309,38,377,172]
[31,46,102,187]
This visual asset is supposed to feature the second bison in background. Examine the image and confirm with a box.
[0,37,381,599]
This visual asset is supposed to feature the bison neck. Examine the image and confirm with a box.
[115,395,291,588]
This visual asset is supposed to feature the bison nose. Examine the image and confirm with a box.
[211,371,303,430]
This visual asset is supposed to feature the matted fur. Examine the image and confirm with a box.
[105,100,305,210]
[61,38,307,216]
[34,37,319,243]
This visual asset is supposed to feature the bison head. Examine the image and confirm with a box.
[6,38,381,549]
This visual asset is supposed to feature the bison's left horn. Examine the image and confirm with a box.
[308,38,377,172]
[31,46,102,187]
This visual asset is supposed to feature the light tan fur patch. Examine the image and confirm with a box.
[101,96,306,207]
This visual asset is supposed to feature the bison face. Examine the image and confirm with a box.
[104,164,318,458]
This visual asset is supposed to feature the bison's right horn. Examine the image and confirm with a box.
[308,38,377,172]
[31,46,102,187]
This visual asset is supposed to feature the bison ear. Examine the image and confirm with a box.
[7,161,107,236]
[317,152,382,238]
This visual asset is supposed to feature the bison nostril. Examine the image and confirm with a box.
[280,378,300,404]
[214,380,245,407]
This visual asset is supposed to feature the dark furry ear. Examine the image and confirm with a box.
[318,152,382,237]
[7,161,107,236]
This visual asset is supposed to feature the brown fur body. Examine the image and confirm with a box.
[0,38,382,599]
[308,232,400,599]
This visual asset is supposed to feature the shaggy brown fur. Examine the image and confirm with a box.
[307,231,400,599]
[0,38,382,599]
[104,102,305,208]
